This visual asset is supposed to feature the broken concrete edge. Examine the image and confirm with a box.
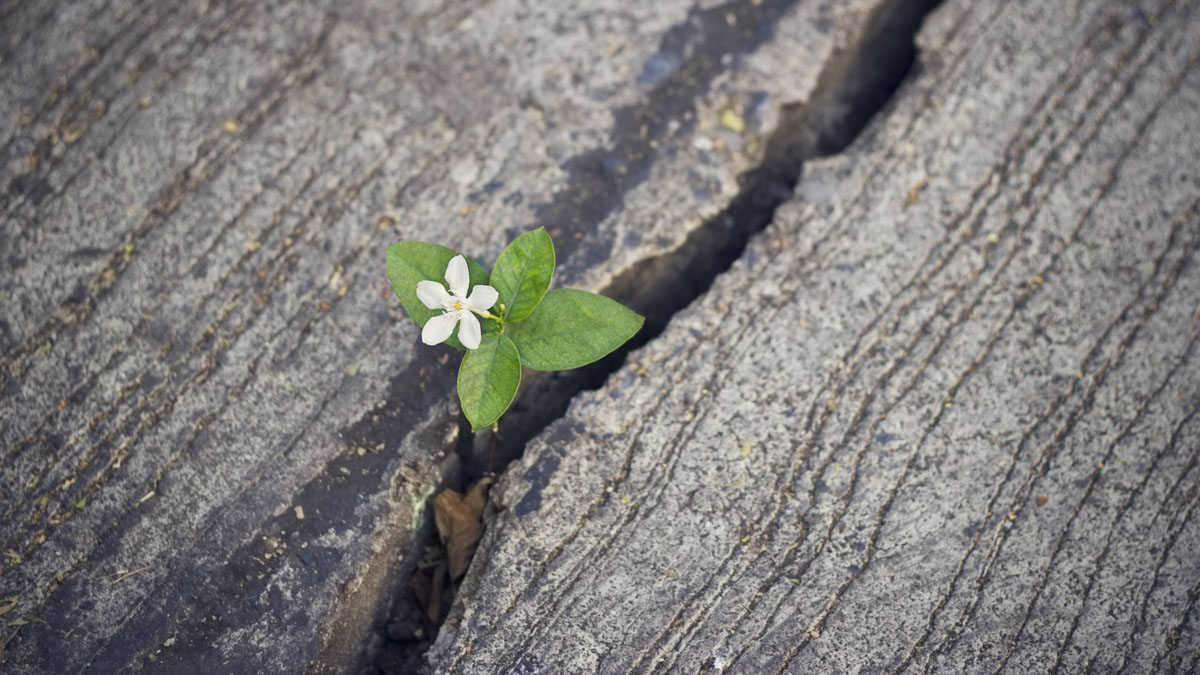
[428,0,1200,669]
[426,0,948,662]
[80,398,461,673]
[480,0,946,488]
[312,451,451,673]
[295,402,469,673]
[358,1,956,667]
[329,2,926,662]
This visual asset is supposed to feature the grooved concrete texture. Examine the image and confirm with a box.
[430,0,1200,672]
[0,0,901,672]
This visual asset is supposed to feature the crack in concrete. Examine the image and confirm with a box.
[374,0,944,670]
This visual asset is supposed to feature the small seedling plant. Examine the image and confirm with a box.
[386,227,643,432]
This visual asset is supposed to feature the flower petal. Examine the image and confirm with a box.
[464,284,498,313]
[445,255,470,298]
[421,312,458,346]
[457,311,482,350]
[416,280,451,309]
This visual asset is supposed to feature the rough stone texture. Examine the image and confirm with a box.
[0,0,905,672]
[430,0,1200,672]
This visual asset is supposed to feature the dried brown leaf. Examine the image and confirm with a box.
[433,477,494,579]
[408,562,447,625]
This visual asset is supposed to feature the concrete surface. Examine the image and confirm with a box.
[429,0,1200,671]
[0,0,914,671]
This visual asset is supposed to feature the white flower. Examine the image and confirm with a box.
[416,255,498,349]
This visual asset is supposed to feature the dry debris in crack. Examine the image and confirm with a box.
[410,477,495,630]
[408,555,447,628]
[434,477,494,580]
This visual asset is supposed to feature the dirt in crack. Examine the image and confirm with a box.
[377,0,942,670]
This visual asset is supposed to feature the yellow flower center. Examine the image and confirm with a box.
[453,301,464,311]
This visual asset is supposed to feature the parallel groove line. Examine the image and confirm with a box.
[455,4,1014,668]
[446,364,693,668]
[997,224,1200,671]
[1049,395,1200,672]
[0,19,342,542]
[655,2,1173,667]
[1150,414,1200,527]
[0,103,409,572]
[1139,485,1200,674]
[458,0,1142,662]
[496,369,735,671]
[774,155,1193,674]
[0,21,344,563]
[668,24,1137,661]
[767,0,1142,470]
[0,7,338,457]
[0,108,329,480]
[0,0,192,201]
[10,0,257,217]
[79,321,389,669]
[778,108,1198,675]
[0,17,446,461]
[1155,573,1200,674]
[873,9,1189,666]
[1113,425,1200,672]
[67,275,369,668]
[1,0,254,230]
[0,0,155,156]
[916,46,1200,669]
[0,116,325,478]
[777,24,1200,662]
[2,77,463,639]
[0,10,335,391]
[891,200,1193,673]
[14,244,349,656]
[649,13,1136,670]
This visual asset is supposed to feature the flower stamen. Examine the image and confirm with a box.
[415,254,500,350]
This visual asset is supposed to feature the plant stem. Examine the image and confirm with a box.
[487,421,499,475]
[473,308,505,332]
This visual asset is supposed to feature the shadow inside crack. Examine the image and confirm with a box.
[375,0,944,670]
[483,0,944,492]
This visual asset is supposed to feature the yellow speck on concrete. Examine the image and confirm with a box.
[719,108,746,134]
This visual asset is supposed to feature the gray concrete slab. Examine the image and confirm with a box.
[429,0,1200,671]
[0,0,908,671]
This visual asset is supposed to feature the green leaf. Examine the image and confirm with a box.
[506,288,643,371]
[386,241,497,350]
[457,334,522,431]
[489,227,555,322]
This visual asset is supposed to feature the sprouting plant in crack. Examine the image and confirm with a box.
[387,227,644,433]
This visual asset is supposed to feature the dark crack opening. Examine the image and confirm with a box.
[374,0,943,671]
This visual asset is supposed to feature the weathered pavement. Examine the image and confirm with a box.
[0,0,933,672]
[4,0,1200,672]
[429,0,1200,672]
